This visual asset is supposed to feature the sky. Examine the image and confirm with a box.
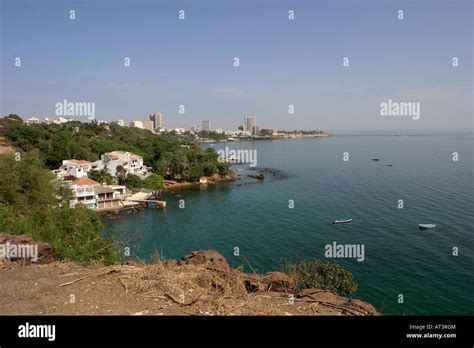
[0,0,472,132]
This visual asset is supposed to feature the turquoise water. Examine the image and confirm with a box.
[104,134,474,315]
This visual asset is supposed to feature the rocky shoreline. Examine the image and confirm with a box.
[163,173,237,190]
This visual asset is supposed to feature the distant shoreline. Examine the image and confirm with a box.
[199,132,331,144]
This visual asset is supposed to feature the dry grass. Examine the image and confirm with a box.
[112,261,254,315]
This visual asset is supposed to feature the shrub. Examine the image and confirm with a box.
[286,260,358,295]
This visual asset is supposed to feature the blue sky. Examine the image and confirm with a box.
[1,0,472,131]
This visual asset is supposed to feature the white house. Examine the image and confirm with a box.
[68,178,125,210]
[97,151,148,177]
[54,159,92,179]
[69,177,100,209]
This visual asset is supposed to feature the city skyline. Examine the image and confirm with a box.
[1,0,472,132]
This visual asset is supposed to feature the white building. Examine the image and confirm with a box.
[244,116,257,133]
[69,177,100,209]
[234,130,252,136]
[130,120,144,129]
[52,116,74,125]
[97,150,148,177]
[26,117,40,124]
[54,159,93,179]
[116,119,125,127]
[172,128,186,134]
[68,177,126,210]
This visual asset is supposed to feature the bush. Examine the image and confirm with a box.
[286,260,358,295]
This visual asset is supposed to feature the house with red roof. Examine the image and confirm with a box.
[69,177,100,209]
[54,159,93,179]
[96,150,149,177]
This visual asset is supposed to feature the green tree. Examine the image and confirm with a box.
[0,152,57,213]
[124,174,143,189]
[0,118,233,181]
[88,167,112,184]
[143,173,164,192]
[4,114,23,122]
[115,165,127,185]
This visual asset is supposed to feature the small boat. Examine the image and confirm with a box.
[372,158,380,161]
[333,218,352,224]
[227,138,236,142]
[419,224,436,229]
[386,164,393,167]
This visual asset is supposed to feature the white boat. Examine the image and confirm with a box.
[419,224,436,229]
[332,218,352,224]
[227,137,236,142]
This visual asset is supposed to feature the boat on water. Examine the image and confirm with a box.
[332,218,352,224]
[386,164,393,167]
[227,138,236,142]
[372,158,380,161]
[419,224,436,229]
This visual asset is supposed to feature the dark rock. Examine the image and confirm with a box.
[263,272,295,292]
[244,274,263,293]
[248,174,264,181]
[179,250,229,272]
[0,234,53,264]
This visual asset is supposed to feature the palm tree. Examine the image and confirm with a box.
[116,165,126,185]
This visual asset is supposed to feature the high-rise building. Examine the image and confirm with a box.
[244,116,256,132]
[202,120,211,131]
[149,112,163,131]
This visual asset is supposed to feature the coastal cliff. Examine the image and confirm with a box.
[0,242,377,316]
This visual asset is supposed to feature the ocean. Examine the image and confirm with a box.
[104,133,474,315]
